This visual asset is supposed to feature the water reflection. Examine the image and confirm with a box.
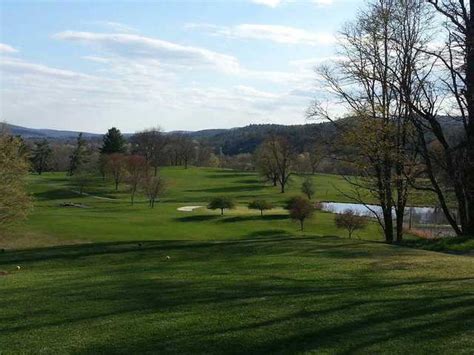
[320,202,451,225]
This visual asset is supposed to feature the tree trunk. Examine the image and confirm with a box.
[382,207,394,243]
[221,208,224,216]
[465,8,474,235]
[280,183,285,193]
[300,220,304,231]
[395,208,404,243]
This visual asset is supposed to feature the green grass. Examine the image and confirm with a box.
[1,167,472,353]
[401,237,474,254]
[6,168,388,247]
[1,237,473,353]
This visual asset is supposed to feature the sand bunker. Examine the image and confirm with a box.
[177,206,203,212]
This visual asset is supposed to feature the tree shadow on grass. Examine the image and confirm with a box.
[247,229,289,237]
[33,189,82,201]
[220,215,288,223]
[235,178,262,184]
[8,257,470,355]
[186,185,264,193]
[175,215,221,222]
[206,172,254,179]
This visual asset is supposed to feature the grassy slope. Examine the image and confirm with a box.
[1,237,473,353]
[6,168,389,247]
[1,167,472,353]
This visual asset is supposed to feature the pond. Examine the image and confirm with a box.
[320,202,451,225]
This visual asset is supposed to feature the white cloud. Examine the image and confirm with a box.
[53,31,240,73]
[0,43,18,54]
[2,30,324,131]
[91,21,138,33]
[250,0,334,7]
[0,57,96,80]
[186,23,335,46]
[289,55,346,68]
[250,0,282,7]
[82,55,112,63]
[312,0,334,6]
[1,54,314,131]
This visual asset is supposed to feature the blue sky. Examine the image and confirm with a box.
[0,0,361,133]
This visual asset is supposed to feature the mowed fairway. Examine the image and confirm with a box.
[1,238,473,353]
[4,168,387,247]
[0,167,472,353]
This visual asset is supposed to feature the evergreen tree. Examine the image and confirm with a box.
[68,133,87,176]
[100,127,126,154]
[31,139,52,175]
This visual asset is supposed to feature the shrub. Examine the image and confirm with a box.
[286,196,314,231]
[334,209,368,238]
[301,177,315,199]
[208,197,235,216]
[248,200,274,216]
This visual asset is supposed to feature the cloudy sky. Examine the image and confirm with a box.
[1,0,361,133]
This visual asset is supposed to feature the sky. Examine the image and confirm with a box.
[0,0,362,133]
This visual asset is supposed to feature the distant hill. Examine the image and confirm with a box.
[5,116,460,155]
[3,122,338,154]
[4,124,102,139]
[188,123,338,155]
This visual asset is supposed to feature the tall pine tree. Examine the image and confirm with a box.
[31,139,52,175]
[68,133,87,176]
[100,127,126,154]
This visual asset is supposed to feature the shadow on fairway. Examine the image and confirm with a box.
[234,178,262,184]
[247,229,288,237]
[206,172,254,179]
[186,185,263,193]
[2,237,472,354]
[220,215,288,223]
[33,189,82,201]
[175,215,221,222]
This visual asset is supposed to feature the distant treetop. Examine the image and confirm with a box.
[100,127,126,154]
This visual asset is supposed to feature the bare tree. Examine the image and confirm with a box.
[130,128,167,176]
[264,135,295,193]
[306,142,324,174]
[141,175,165,208]
[104,153,126,191]
[309,0,423,243]
[179,135,196,169]
[254,144,279,186]
[404,0,474,236]
[125,155,148,205]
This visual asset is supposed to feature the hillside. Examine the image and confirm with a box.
[5,122,338,155]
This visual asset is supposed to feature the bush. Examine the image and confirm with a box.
[286,196,314,231]
[334,209,368,238]
[301,177,315,199]
[248,200,274,216]
[208,197,235,216]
